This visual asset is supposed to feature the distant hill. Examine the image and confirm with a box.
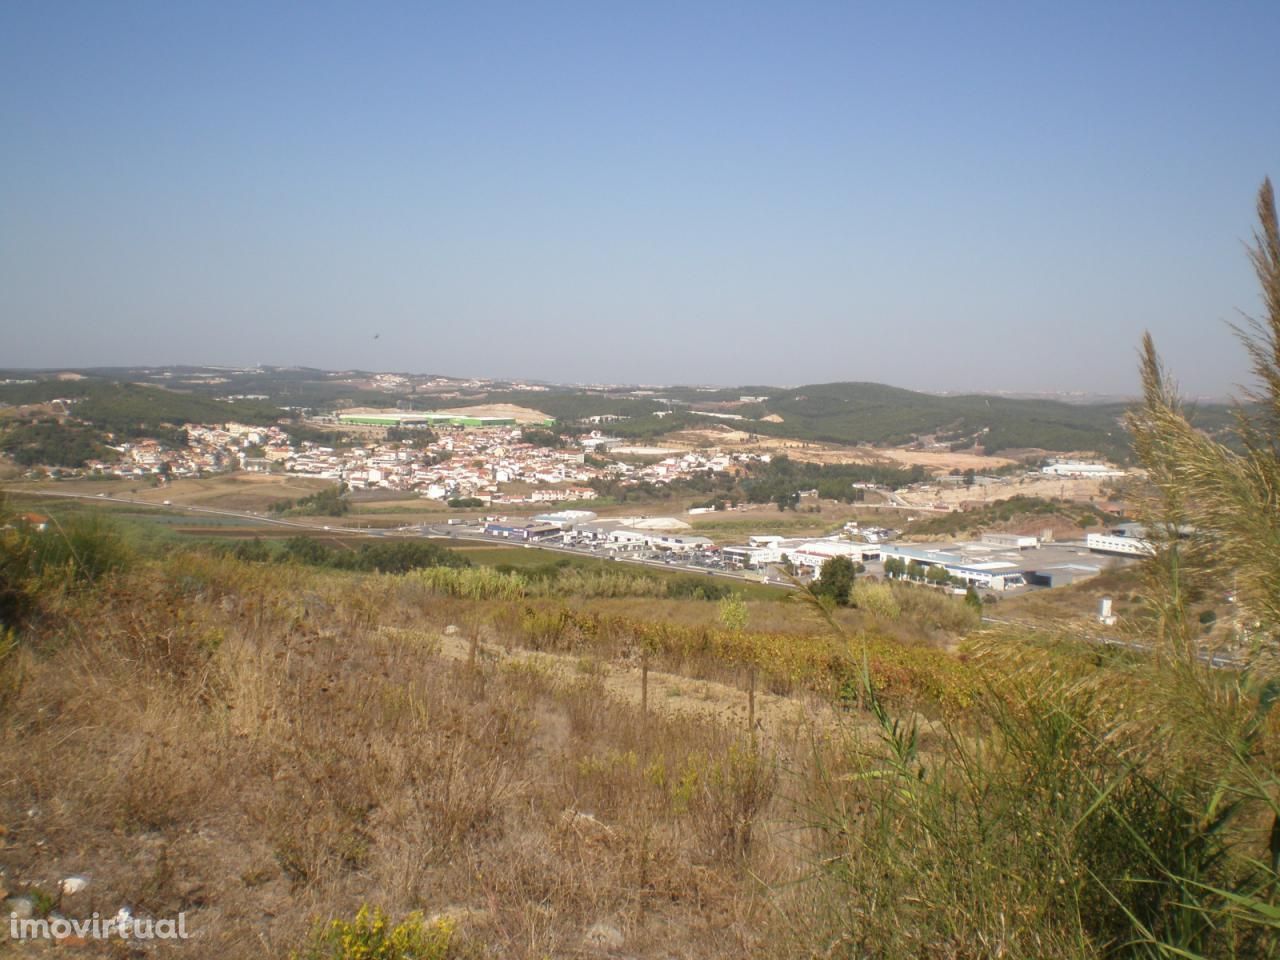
[747,382,1132,457]
[757,382,1245,458]
[0,368,1240,462]
[0,378,289,466]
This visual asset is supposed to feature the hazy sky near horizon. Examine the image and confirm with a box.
[2,2,1278,397]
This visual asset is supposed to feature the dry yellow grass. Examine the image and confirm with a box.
[4,473,336,512]
[0,557,857,958]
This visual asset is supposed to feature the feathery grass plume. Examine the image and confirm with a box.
[1128,178,1280,661]
[784,181,1280,955]
[1121,185,1280,949]
[400,565,528,601]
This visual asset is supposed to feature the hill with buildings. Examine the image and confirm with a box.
[0,367,1242,476]
[462,380,1238,461]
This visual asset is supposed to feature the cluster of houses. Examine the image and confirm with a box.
[611,448,748,484]
[81,423,293,479]
[34,411,773,504]
[310,429,765,503]
[272,427,602,500]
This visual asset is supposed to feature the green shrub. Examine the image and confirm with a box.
[0,628,22,709]
[665,574,733,601]
[233,537,272,563]
[1,513,133,623]
[849,581,900,619]
[696,741,778,859]
[293,905,458,960]
[271,484,349,517]
[278,538,469,573]
[803,643,1277,958]
[29,513,132,584]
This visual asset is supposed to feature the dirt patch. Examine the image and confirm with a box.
[610,445,683,456]
[897,473,1112,510]
[651,427,1019,474]
[436,403,551,423]
[646,426,1025,475]
[877,448,1015,472]
[665,428,893,465]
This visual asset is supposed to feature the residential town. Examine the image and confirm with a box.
[69,421,769,505]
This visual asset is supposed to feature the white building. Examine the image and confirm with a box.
[879,544,1026,591]
[790,540,875,575]
[981,532,1039,550]
[1086,526,1155,557]
[1041,460,1126,478]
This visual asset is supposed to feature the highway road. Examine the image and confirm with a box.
[11,489,346,532]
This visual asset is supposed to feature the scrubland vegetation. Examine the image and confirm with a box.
[904,494,1123,539]
[1,500,1276,958]
[1,183,1279,957]
[269,485,352,518]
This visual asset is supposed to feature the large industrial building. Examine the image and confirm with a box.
[878,545,1029,591]
[1086,523,1156,557]
[482,520,563,541]
[1041,460,1127,478]
[565,520,715,554]
[876,539,1114,592]
[337,412,438,427]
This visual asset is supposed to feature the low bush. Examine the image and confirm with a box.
[1,507,133,626]
[293,906,459,960]
[849,581,900,619]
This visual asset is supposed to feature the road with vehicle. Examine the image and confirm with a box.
[8,489,795,588]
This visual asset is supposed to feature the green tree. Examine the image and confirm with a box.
[520,428,561,447]
[279,536,332,566]
[811,555,857,606]
[271,483,349,517]
[233,537,271,563]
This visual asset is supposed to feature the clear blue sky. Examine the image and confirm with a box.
[2,1,1277,396]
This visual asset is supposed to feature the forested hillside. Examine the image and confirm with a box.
[0,369,1239,465]
[457,380,1239,460]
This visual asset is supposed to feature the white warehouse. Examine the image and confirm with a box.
[1041,460,1126,478]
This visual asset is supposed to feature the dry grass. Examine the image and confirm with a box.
[0,555,826,958]
[2,538,1276,958]
[4,473,337,512]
